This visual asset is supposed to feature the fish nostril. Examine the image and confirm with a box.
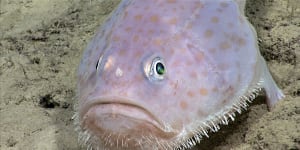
[115,67,123,77]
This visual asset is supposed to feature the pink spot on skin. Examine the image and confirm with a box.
[224,85,235,96]
[134,14,143,21]
[201,70,208,77]
[199,88,208,96]
[195,51,204,61]
[217,63,230,70]
[123,11,129,19]
[237,37,246,46]
[118,49,126,56]
[125,27,132,32]
[204,29,213,38]
[193,1,204,9]
[189,71,197,78]
[133,50,143,58]
[150,15,159,23]
[167,0,177,3]
[187,91,195,98]
[168,17,178,25]
[186,22,193,29]
[180,100,188,110]
[112,35,120,42]
[209,48,217,53]
[211,16,219,23]
[212,87,219,92]
[153,38,163,46]
[133,35,139,42]
[228,22,234,28]
[220,2,229,8]
[219,41,232,50]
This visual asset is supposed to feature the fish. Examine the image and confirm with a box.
[73,0,285,149]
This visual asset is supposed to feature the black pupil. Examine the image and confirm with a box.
[156,62,165,75]
[96,62,99,69]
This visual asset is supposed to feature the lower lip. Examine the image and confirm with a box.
[81,103,162,133]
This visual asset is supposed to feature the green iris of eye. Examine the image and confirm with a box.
[156,62,165,75]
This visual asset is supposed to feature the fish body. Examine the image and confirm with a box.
[74,0,284,149]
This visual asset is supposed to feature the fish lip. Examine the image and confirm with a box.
[80,96,177,138]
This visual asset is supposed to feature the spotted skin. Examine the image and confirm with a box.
[75,0,284,149]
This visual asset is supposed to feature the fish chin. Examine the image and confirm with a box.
[76,99,181,149]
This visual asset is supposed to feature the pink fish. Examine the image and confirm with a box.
[74,0,284,149]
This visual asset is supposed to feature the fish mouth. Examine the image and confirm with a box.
[80,96,177,139]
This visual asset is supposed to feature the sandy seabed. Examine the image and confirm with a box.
[0,0,299,150]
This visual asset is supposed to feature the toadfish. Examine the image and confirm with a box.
[73,0,285,149]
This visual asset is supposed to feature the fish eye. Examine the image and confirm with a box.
[96,55,103,71]
[148,57,166,81]
[96,61,99,70]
